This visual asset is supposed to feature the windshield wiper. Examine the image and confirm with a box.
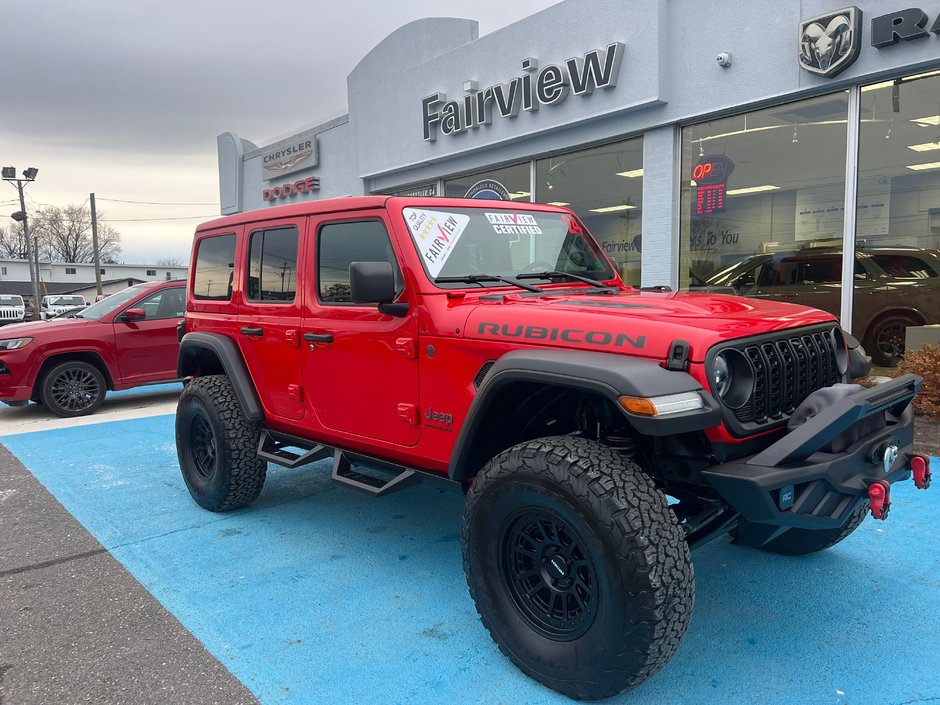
[435,274,543,293]
[516,270,614,290]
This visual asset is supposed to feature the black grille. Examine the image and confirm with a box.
[723,327,841,429]
[473,361,495,388]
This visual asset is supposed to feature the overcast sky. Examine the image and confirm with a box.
[0,1,560,264]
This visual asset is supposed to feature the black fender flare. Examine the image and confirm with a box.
[448,349,720,482]
[177,332,264,421]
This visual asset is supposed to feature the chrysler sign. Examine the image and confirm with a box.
[421,43,624,141]
[261,137,318,181]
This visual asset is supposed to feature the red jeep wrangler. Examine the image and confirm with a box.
[176,197,927,700]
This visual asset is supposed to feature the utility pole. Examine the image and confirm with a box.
[90,193,102,296]
[2,167,41,317]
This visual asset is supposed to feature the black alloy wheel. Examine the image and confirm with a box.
[501,507,599,641]
[41,361,107,417]
[866,312,919,367]
[188,412,218,482]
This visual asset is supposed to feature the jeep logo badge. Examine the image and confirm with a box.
[799,7,862,77]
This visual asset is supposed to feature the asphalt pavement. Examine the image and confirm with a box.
[1,389,939,705]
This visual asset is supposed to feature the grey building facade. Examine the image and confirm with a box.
[218,0,940,364]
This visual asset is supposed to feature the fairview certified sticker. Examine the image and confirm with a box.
[403,208,470,277]
[485,212,543,235]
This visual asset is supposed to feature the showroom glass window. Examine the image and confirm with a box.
[444,163,530,201]
[854,72,940,368]
[678,93,849,322]
[534,138,643,285]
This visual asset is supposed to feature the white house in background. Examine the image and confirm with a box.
[0,259,188,284]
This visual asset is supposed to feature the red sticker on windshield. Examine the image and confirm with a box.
[562,214,584,235]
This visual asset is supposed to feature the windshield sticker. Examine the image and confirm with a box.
[561,213,584,235]
[404,208,470,277]
[485,212,542,235]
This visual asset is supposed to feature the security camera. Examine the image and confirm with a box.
[716,52,733,68]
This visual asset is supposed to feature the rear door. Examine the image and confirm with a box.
[303,210,420,446]
[236,219,305,421]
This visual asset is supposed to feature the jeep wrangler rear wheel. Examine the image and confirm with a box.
[461,436,694,700]
[733,503,868,556]
[176,375,267,511]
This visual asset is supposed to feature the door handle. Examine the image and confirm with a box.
[303,332,334,344]
[240,327,263,336]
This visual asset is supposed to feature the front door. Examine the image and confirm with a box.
[114,285,186,383]
[303,211,420,447]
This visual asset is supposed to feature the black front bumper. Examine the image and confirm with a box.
[702,375,923,530]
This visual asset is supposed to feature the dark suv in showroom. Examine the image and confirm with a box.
[697,246,940,366]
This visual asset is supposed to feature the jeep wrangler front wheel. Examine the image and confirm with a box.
[176,375,267,511]
[461,436,694,700]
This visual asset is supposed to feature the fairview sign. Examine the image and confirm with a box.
[421,43,624,141]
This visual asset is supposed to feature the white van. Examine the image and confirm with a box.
[41,294,87,320]
[0,295,26,324]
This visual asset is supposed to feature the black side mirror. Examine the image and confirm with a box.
[350,261,395,304]
[349,261,409,317]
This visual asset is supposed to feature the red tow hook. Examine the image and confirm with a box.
[911,454,932,490]
[868,480,891,521]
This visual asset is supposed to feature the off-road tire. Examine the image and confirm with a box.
[733,503,868,556]
[40,360,107,417]
[461,436,694,700]
[176,374,266,511]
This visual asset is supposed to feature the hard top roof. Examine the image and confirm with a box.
[194,196,569,233]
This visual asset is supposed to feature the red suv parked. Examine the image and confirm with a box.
[0,280,185,417]
[176,197,926,700]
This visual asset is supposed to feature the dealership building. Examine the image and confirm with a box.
[217,0,940,365]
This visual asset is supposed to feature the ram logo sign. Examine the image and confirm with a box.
[799,7,862,77]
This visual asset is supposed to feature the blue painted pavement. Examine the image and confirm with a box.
[3,416,939,705]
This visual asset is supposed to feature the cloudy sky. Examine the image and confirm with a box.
[1,1,559,265]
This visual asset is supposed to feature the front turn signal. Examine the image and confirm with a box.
[619,392,704,417]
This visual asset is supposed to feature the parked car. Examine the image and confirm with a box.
[40,294,88,320]
[0,294,26,325]
[174,196,926,700]
[694,246,940,366]
[0,280,185,417]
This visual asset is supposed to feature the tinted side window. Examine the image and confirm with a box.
[318,220,401,303]
[870,254,938,280]
[134,287,186,320]
[193,234,236,301]
[247,226,299,302]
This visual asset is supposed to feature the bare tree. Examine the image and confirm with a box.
[31,204,122,264]
[156,256,184,267]
[0,222,30,259]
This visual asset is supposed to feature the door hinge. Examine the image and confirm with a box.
[397,403,419,425]
[395,337,418,359]
[286,329,300,347]
[288,384,304,402]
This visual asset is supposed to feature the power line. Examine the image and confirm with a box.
[97,197,220,206]
[107,215,218,222]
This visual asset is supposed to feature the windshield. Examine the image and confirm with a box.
[401,207,615,287]
[47,295,85,306]
[72,286,143,320]
[0,295,23,306]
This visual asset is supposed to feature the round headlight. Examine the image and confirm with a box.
[712,354,731,397]
[712,349,754,409]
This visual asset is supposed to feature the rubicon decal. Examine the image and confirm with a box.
[422,43,624,141]
[478,322,645,349]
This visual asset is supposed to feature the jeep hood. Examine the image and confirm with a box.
[462,289,836,362]
[0,318,88,338]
